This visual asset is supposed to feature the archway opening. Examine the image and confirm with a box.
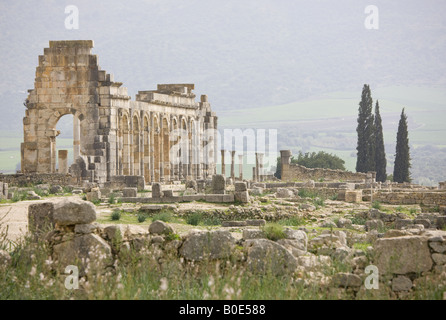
[55,114,75,173]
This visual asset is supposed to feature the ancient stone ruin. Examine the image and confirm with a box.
[21,40,218,185]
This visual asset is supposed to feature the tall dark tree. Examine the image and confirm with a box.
[356,84,375,173]
[393,108,411,183]
[374,100,387,182]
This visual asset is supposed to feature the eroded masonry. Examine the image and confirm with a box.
[21,40,218,184]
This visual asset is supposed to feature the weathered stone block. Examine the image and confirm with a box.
[53,198,97,226]
[374,236,433,275]
[212,174,226,194]
[152,183,163,198]
[122,187,137,198]
[28,202,55,236]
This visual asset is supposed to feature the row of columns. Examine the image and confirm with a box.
[220,149,265,182]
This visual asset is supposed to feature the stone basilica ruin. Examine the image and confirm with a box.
[21,40,218,185]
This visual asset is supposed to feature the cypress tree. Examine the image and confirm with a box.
[356,84,375,173]
[393,108,411,183]
[374,100,387,182]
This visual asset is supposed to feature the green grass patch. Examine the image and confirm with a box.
[262,223,286,241]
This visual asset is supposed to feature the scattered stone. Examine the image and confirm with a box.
[50,185,63,194]
[365,219,384,231]
[276,188,294,198]
[53,198,96,226]
[436,216,446,230]
[28,202,55,237]
[152,183,163,198]
[72,189,83,194]
[383,229,410,238]
[243,229,267,240]
[432,253,446,265]
[332,272,362,288]
[180,230,235,261]
[222,221,247,227]
[234,182,248,192]
[74,223,98,234]
[246,219,266,226]
[429,241,446,253]
[86,188,101,202]
[123,187,137,197]
[27,191,41,200]
[395,218,413,230]
[392,276,412,292]
[244,239,298,275]
[185,180,198,191]
[374,235,433,275]
[300,204,316,212]
[52,233,113,275]
[336,218,352,229]
[149,220,174,235]
[414,218,431,229]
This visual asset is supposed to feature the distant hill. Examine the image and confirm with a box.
[1,0,445,185]
[1,0,446,132]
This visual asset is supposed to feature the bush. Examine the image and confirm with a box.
[111,209,121,221]
[137,214,147,223]
[108,193,116,204]
[11,191,27,203]
[152,210,173,223]
[372,201,382,210]
[350,215,367,225]
[186,211,203,226]
[262,223,287,241]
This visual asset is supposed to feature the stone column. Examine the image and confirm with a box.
[58,150,68,174]
[238,154,243,180]
[73,116,80,160]
[252,167,257,182]
[230,150,236,181]
[258,153,264,182]
[221,149,226,177]
[159,121,164,182]
[280,150,292,181]
[255,153,260,183]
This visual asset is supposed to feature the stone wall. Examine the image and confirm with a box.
[0,173,76,187]
[279,150,367,182]
[374,190,446,206]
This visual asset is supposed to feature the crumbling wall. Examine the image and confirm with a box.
[0,173,76,187]
[279,150,367,182]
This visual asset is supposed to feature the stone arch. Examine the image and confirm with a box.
[45,109,86,173]
[119,112,131,175]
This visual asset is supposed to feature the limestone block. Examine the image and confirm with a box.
[53,198,97,226]
[374,236,433,275]
[180,230,235,261]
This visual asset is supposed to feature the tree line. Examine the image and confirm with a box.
[356,84,411,183]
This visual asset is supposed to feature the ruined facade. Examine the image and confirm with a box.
[21,40,218,184]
